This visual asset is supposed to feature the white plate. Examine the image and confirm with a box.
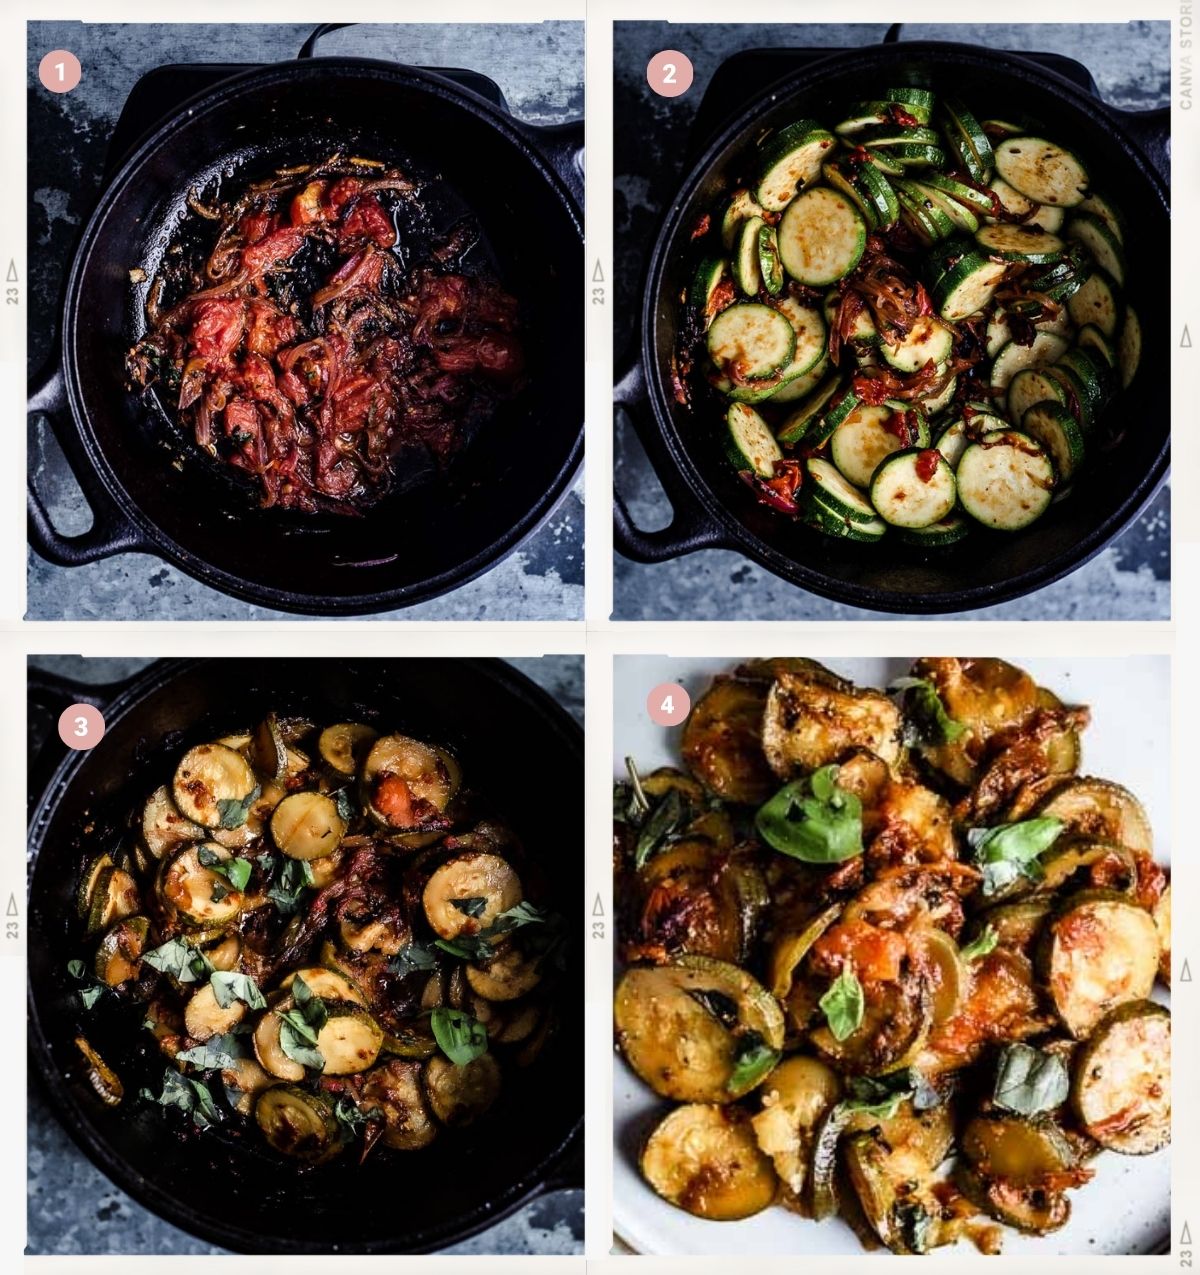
[613,655,1170,1257]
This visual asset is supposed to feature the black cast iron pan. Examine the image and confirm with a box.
[28,26,583,616]
[27,657,583,1253]
[614,37,1169,614]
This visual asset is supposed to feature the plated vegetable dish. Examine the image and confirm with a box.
[682,88,1142,544]
[614,658,1169,1253]
[70,713,562,1165]
[127,156,524,514]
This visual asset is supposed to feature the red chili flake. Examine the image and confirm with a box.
[915,449,941,483]
[690,212,712,240]
[887,104,920,128]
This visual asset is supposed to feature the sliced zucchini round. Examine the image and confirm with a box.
[768,905,841,1001]
[895,514,971,547]
[975,896,1054,953]
[991,331,1070,394]
[755,119,836,213]
[316,1002,384,1075]
[1154,882,1171,984]
[423,1051,501,1126]
[614,956,785,1102]
[159,843,242,927]
[879,315,954,374]
[961,1113,1077,1185]
[776,371,843,445]
[184,980,247,1042]
[734,215,765,296]
[255,1085,342,1163]
[931,251,1007,322]
[1039,889,1160,1037]
[975,222,1064,264]
[1021,401,1085,480]
[942,96,994,182]
[279,966,366,1007]
[360,1058,438,1149]
[141,785,203,860]
[172,743,257,828]
[1035,777,1152,853]
[84,866,141,937]
[956,430,1054,531]
[749,1055,841,1198]
[721,187,766,251]
[1118,305,1142,390]
[466,946,542,1002]
[643,1103,778,1221]
[269,790,346,861]
[1006,367,1066,427]
[94,915,149,986]
[1071,1000,1170,1154]
[317,722,378,776]
[777,187,867,286]
[831,402,926,490]
[680,676,775,805]
[362,734,460,832]
[1077,323,1116,370]
[1066,212,1126,287]
[805,458,878,525]
[810,971,932,1077]
[707,303,796,383]
[253,1004,307,1081]
[221,1056,273,1117]
[870,448,956,529]
[1067,268,1122,339]
[994,137,1089,207]
[422,851,523,941]
[758,224,784,295]
[725,403,782,478]
[955,1161,1071,1233]
[1078,190,1125,244]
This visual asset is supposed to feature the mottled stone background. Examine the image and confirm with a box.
[27,21,584,621]
[26,653,583,1254]
[614,21,1170,621]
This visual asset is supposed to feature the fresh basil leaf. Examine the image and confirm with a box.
[279,1015,325,1071]
[210,881,229,902]
[142,938,213,984]
[634,787,692,870]
[841,1074,914,1120]
[756,769,863,864]
[435,935,494,962]
[968,818,1064,897]
[197,846,221,867]
[140,1070,222,1130]
[992,1042,1069,1116]
[389,943,439,976]
[335,1097,369,1132]
[727,1033,780,1095]
[431,1006,488,1066]
[176,1036,240,1070]
[67,959,86,980]
[687,988,740,1030]
[487,900,550,935]
[450,896,488,919]
[216,786,260,830]
[221,857,253,892]
[210,971,267,1011]
[960,925,1000,962]
[897,1200,934,1254]
[818,968,864,1042]
[80,985,105,1010]
[333,788,354,824]
[891,676,967,747]
[290,974,328,1027]
[267,857,315,914]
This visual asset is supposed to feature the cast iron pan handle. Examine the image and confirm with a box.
[535,1139,585,1194]
[613,355,730,563]
[1111,105,1171,185]
[297,23,353,58]
[27,363,151,567]
[525,119,585,213]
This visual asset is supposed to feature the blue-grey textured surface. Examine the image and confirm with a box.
[613,21,1170,621]
[26,653,583,1255]
[27,21,583,621]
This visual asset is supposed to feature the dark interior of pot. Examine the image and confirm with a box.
[66,62,583,609]
[648,45,1168,610]
[27,658,582,1253]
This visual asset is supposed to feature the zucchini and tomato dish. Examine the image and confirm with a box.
[69,714,563,1165]
[614,658,1169,1253]
[683,89,1141,545]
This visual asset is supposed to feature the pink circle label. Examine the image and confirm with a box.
[646,50,694,99]
[39,50,82,94]
[647,682,691,727]
[58,704,105,750]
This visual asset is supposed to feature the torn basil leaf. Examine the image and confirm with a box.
[755,767,863,864]
[891,675,967,747]
[140,1070,222,1129]
[840,1074,914,1121]
[726,1032,780,1095]
[687,988,740,1030]
[389,943,439,976]
[333,788,354,824]
[216,786,261,830]
[450,896,488,919]
[634,787,691,869]
[959,924,999,962]
[819,968,865,1042]
[210,971,266,1011]
[67,959,86,980]
[278,973,328,1070]
[80,985,105,1010]
[430,1006,488,1066]
[335,1097,369,1132]
[176,1034,241,1071]
[142,937,213,984]
[992,1042,1069,1116]
[435,935,494,962]
[968,817,1064,897]
[268,857,315,914]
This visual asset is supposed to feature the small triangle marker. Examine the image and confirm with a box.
[4,894,15,917]
[1182,1222,1193,1246]
[1183,325,1193,349]
[1181,958,1192,983]
[592,260,605,284]
[5,260,15,283]
[592,893,604,917]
